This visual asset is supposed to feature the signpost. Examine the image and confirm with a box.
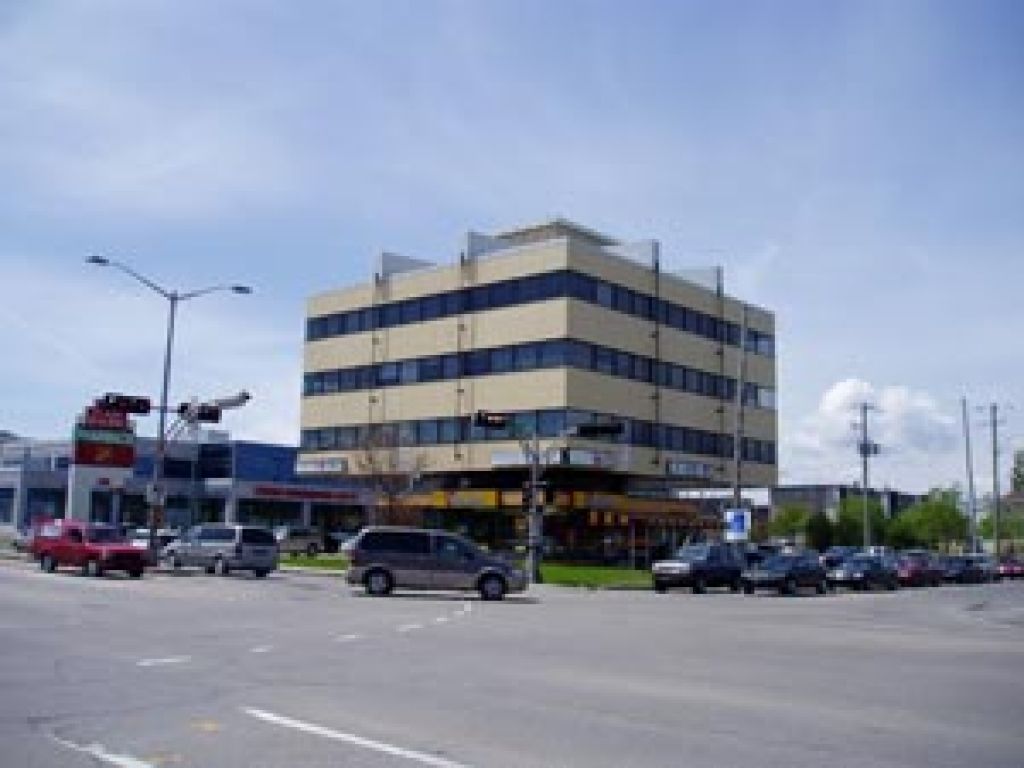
[723,507,751,543]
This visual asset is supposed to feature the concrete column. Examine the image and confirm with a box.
[301,500,312,527]
[223,493,237,524]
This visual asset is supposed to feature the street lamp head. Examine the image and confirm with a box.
[231,285,253,295]
[87,255,110,266]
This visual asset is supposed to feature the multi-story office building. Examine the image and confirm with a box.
[300,220,777,557]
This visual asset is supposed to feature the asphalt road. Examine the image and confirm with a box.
[1,559,1022,768]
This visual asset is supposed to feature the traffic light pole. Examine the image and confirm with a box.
[527,430,543,584]
[150,293,178,556]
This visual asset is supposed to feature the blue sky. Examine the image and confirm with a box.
[1,0,1021,493]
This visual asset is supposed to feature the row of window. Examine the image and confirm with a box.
[303,338,776,409]
[306,269,775,356]
[300,408,777,465]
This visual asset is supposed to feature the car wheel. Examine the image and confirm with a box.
[816,579,827,595]
[730,577,742,593]
[253,569,269,578]
[41,554,56,573]
[84,559,103,578]
[653,582,668,594]
[128,568,144,579]
[171,556,182,570]
[479,574,507,601]
[213,557,230,577]
[782,577,797,596]
[365,569,393,597]
[692,577,706,595]
[306,543,319,557]
[888,579,898,591]
[743,583,755,595]
[205,565,216,575]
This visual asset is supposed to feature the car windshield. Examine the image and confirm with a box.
[87,526,124,543]
[671,544,710,561]
[847,557,875,567]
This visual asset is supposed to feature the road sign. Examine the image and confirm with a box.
[724,507,751,542]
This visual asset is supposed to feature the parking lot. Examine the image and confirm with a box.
[1,559,1022,768]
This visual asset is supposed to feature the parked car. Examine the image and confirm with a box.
[324,529,359,554]
[829,554,899,591]
[344,526,528,600]
[741,551,828,596]
[997,556,1024,579]
[651,543,743,594]
[966,554,1001,582]
[940,555,985,584]
[897,551,944,587]
[161,524,278,577]
[127,528,180,564]
[12,527,34,553]
[274,525,324,557]
[30,520,147,578]
[821,545,860,569]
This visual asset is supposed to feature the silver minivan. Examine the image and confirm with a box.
[162,524,278,577]
[345,526,528,600]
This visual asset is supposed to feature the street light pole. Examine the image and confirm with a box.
[87,256,251,555]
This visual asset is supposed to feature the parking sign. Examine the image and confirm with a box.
[724,507,751,542]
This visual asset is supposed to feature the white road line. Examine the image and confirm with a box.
[136,655,191,667]
[250,645,273,654]
[49,734,155,768]
[334,633,362,643]
[462,601,473,613]
[243,707,472,768]
[397,623,423,633]
[434,616,449,624]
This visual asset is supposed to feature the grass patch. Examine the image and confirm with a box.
[540,563,652,589]
[279,554,349,570]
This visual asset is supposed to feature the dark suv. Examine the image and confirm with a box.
[651,543,743,594]
[344,527,528,601]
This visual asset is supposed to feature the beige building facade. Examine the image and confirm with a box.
[300,221,777,555]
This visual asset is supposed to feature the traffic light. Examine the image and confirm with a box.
[474,410,508,429]
[177,403,222,423]
[98,393,152,414]
[573,421,624,439]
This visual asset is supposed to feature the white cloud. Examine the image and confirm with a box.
[0,257,298,446]
[785,378,961,492]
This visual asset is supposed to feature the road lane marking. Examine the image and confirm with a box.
[434,616,449,624]
[397,623,423,633]
[136,656,191,667]
[334,633,362,643]
[243,707,472,768]
[249,645,273,654]
[49,734,155,768]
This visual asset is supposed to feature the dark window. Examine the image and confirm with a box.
[515,343,539,371]
[382,303,401,328]
[565,340,592,369]
[635,293,652,319]
[337,428,358,450]
[670,365,686,390]
[537,410,567,437]
[359,530,430,554]
[489,281,518,308]
[441,354,460,379]
[242,528,276,546]
[539,340,566,368]
[442,291,463,316]
[615,351,632,379]
[467,286,489,312]
[418,420,439,445]
[421,295,443,322]
[378,362,399,386]
[199,527,235,543]
[519,275,545,302]
[400,299,421,324]
[322,370,339,394]
[398,422,417,446]
[419,356,443,382]
[634,357,652,383]
[614,286,633,314]
[358,308,374,332]
[491,346,516,374]
[594,347,615,375]
[400,360,418,385]
[439,418,461,444]
[568,272,595,302]
[338,369,357,391]
[595,281,614,309]
[668,305,686,330]
[465,350,490,377]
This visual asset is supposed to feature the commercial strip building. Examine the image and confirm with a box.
[770,484,922,522]
[300,220,778,557]
[0,436,371,537]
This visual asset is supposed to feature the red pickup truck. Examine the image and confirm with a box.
[31,519,147,578]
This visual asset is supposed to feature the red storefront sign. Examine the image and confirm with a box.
[73,441,135,468]
[82,407,129,431]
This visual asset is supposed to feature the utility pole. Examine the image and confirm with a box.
[857,402,880,548]
[961,397,978,552]
[527,429,543,584]
[989,403,1000,558]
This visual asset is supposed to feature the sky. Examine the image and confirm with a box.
[1,0,1022,494]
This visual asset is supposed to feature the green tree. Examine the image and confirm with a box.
[804,513,834,551]
[834,496,886,546]
[895,491,967,551]
[767,504,808,541]
[885,515,922,549]
[1013,450,1024,493]
[978,509,1024,541]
